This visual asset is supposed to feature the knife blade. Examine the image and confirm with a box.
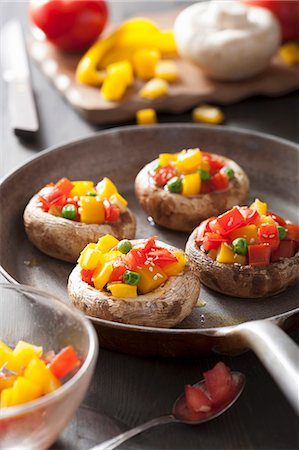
[1,20,39,138]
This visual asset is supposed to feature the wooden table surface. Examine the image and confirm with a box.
[1,2,298,449]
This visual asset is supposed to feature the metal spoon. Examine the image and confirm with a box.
[89,372,245,450]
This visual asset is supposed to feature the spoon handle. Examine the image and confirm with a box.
[89,414,176,450]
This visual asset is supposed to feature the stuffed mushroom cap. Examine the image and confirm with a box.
[68,240,201,327]
[135,153,249,232]
[24,194,136,263]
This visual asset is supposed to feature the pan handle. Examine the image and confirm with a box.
[234,320,299,415]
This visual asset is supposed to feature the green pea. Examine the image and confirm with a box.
[221,167,235,180]
[278,226,287,240]
[232,237,248,255]
[62,204,77,220]
[86,191,97,196]
[198,169,210,181]
[124,270,141,285]
[118,240,132,254]
[167,176,182,193]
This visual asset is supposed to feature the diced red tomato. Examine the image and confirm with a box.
[208,158,224,175]
[202,232,227,251]
[285,224,299,242]
[103,199,120,223]
[81,269,94,285]
[239,207,260,225]
[268,211,286,227]
[203,362,234,406]
[49,346,80,379]
[142,236,157,253]
[185,384,212,413]
[211,172,229,191]
[258,224,280,251]
[148,248,178,267]
[248,243,271,266]
[38,186,66,211]
[124,248,147,270]
[195,218,216,244]
[200,180,214,194]
[153,164,175,187]
[215,208,245,236]
[55,177,74,196]
[109,261,127,282]
[271,240,296,262]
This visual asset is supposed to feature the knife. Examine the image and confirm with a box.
[1,20,39,138]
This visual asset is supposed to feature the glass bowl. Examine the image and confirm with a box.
[0,283,98,449]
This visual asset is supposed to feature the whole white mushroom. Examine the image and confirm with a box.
[174,0,281,81]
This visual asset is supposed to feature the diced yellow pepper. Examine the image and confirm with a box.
[163,251,186,276]
[13,341,43,373]
[258,215,276,226]
[96,234,119,253]
[176,148,202,173]
[192,104,224,124]
[207,249,218,260]
[217,242,235,264]
[279,42,299,65]
[78,247,102,270]
[80,196,105,224]
[182,173,201,197]
[229,225,258,244]
[0,374,17,391]
[136,266,168,294]
[109,192,128,212]
[101,73,128,101]
[154,60,178,81]
[234,254,247,265]
[158,153,177,167]
[99,251,122,264]
[24,357,61,395]
[107,60,134,86]
[107,283,137,298]
[96,177,118,198]
[133,49,161,80]
[10,377,43,406]
[0,387,15,407]
[136,108,157,125]
[250,198,267,215]
[139,78,168,99]
[100,47,135,68]
[116,30,176,54]
[70,181,94,198]
[92,263,114,291]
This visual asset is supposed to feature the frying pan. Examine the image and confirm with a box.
[0,125,298,413]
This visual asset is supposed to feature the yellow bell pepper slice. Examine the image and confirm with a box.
[136,266,167,294]
[133,49,161,80]
[136,108,157,125]
[92,263,114,290]
[109,192,128,212]
[78,247,102,270]
[96,235,119,253]
[176,149,202,173]
[192,105,224,125]
[155,60,178,82]
[258,215,276,226]
[107,60,134,86]
[13,341,43,372]
[99,251,122,264]
[182,173,201,197]
[163,251,186,277]
[229,225,258,244]
[24,357,61,395]
[139,78,168,99]
[107,283,137,298]
[96,177,118,198]
[217,243,235,264]
[70,181,94,198]
[250,198,267,216]
[79,196,105,224]
[101,73,128,102]
[158,153,177,166]
[10,377,43,406]
[0,387,15,407]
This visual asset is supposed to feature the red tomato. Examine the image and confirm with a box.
[49,346,80,379]
[195,218,216,244]
[55,177,74,196]
[202,232,227,251]
[81,269,94,285]
[153,164,175,187]
[239,207,260,225]
[211,173,229,191]
[271,240,296,262]
[184,384,212,413]
[208,159,224,175]
[258,223,280,251]
[216,208,246,235]
[241,0,299,41]
[248,243,271,266]
[124,248,147,270]
[285,224,299,242]
[142,236,157,253]
[148,248,178,268]
[268,211,286,227]
[203,362,234,406]
[38,186,66,211]
[109,262,127,282]
[29,0,108,51]
[104,200,120,223]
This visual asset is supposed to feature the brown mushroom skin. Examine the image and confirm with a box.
[186,228,299,298]
[68,240,200,328]
[23,194,136,263]
[135,154,249,232]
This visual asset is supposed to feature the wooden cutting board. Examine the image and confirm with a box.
[28,9,299,124]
